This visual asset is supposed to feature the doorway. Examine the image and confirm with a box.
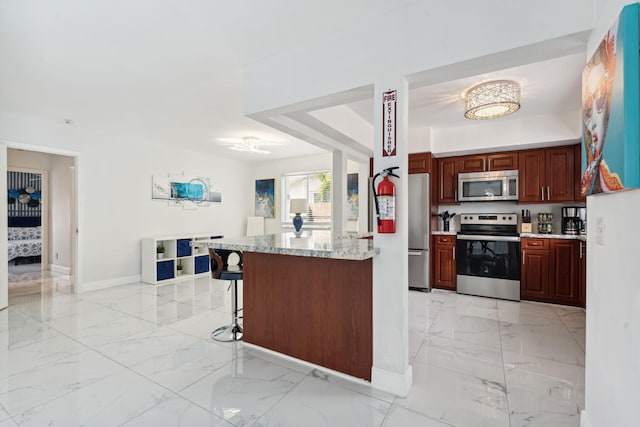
[7,168,46,297]
[1,146,78,303]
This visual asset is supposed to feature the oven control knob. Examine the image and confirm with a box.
[502,216,506,220]
[508,216,512,220]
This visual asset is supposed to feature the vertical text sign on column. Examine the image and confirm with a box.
[382,90,397,157]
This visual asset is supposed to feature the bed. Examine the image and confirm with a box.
[7,217,42,265]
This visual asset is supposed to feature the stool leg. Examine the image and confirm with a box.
[211,279,243,342]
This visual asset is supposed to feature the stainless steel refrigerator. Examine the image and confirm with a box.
[408,173,430,291]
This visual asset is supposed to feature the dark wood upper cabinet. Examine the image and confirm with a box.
[546,146,575,202]
[408,152,432,174]
[457,152,518,174]
[437,157,458,204]
[518,149,546,203]
[487,152,518,171]
[457,155,486,173]
[518,145,575,203]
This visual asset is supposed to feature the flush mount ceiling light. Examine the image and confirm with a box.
[218,136,280,154]
[464,80,521,120]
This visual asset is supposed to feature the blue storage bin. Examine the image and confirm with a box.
[157,260,175,281]
[176,239,192,257]
[195,255,210,274]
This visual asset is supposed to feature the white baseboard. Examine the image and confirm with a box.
[371,365,413,397]
[49,264,71,274]
[79,274,141,293]
[580,410,591,427]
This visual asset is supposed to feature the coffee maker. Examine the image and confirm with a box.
[561,206,586,235]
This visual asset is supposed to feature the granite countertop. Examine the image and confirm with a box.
[195,230,379,260]
[521,233,587,241]
[432,231,457,235]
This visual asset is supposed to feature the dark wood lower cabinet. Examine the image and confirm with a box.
[549,240,579,305]
[433,235,456,290]
[578,241,587,308]
[521,238,582,307]
[521,248,550,301]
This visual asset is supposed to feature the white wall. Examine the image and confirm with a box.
[49,155,73,270]
[431,111,581,156]
[247,152,332,234]
[581,189,640,427]
[0,111,249,292]
[581,4,640,426]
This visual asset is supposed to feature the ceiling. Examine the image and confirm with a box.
[347,53,585,130]
[0,1,585,162]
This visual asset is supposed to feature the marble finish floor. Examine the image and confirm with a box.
[0,276,585,426]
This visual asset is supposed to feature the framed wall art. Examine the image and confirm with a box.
[255,178,275,218]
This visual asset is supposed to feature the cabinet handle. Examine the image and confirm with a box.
[547,186,550,200]
[454,190,457,202]
[541,187,544,201]
[452,246,455,260]
[523,250,525,265]
[579,241,583,259]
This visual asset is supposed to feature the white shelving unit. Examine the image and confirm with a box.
[141,233,223,284]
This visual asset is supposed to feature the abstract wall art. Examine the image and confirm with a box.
[152,174,222,208]
[255,178,275,218]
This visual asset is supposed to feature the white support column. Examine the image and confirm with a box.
[358,160,370,234]
[332,150,347,235]
[371,78,411,396]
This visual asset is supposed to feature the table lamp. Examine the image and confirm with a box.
[289,198,307,233]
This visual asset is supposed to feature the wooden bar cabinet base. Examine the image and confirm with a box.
[242,252,373,381]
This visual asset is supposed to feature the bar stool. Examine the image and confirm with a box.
[209,248,243,342]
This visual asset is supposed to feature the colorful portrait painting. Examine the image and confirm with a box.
[581,4,640,195]
[255,178,275,218]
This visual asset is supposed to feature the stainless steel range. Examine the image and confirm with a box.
[456,214,521,301]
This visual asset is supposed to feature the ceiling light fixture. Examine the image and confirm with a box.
[464,80,521,120]
[228,137,271,154]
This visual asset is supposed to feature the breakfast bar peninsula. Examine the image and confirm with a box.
[198,231,379,380]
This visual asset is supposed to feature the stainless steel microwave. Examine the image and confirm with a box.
[458,170,519,202]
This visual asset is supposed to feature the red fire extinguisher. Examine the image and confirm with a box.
[372,166,399,233]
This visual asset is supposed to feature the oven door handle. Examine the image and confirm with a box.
[457,234,520,242]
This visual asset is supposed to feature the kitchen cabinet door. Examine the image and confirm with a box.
[521,247,549,301]
[437,157,458,204]
[487,152,518,171]
[549,239,579,305]
[433,236,456,290]
[457,152,518,173]
[457,155,486,173]
[578,240,587,308]
[409,152,432,174]
[518,149,545,203]
[546,146,575,202]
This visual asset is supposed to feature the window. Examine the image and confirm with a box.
[282,171,332,226]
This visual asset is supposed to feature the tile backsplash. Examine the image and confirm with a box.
[436,202,585,234]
